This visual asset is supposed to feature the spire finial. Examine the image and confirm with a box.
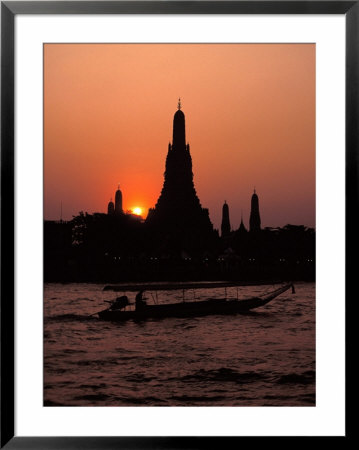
[254,187,256,194]
[118,184,120,190]
[178,98,181,110]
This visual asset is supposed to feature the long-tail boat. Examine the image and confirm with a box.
[97,282,295,322]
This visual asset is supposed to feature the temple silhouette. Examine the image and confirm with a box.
[44,100,315,283]
[146,100,215,254]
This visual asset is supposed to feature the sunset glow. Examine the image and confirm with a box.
[132,207,143,216]
[44,44,315,229]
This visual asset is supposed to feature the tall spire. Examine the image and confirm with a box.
[115,185,123,215]
[172,99,186,150]
[239,209,247,233]
[107,198,115,215]
[221,201,231,237]
[249,189,261,232]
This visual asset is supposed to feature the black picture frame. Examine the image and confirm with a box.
[1,1,355,447]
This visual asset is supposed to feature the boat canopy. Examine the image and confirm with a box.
[103,281,282,292]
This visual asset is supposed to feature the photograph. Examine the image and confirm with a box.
[43,43,315,407]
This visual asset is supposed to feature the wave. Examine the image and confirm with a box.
[78,383,107,389]
[170,395,227,403]
[73,393,112,402]
[298,393,316,404]
[74,357,121,367]
[115,396,167,405]
[45,313,98,323]
[276,370,315,385]
[176,367,266,384]
[43,399,65,406]
[124,374,155,383]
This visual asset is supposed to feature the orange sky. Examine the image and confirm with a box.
[44,44,315,229]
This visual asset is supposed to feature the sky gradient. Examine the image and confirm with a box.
[44,43,315,230]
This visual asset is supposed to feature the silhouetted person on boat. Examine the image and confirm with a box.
[135,290,146,311]
[110,295,129,310]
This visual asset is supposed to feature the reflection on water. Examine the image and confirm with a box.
[44,282,315,406]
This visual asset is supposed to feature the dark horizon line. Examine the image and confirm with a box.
[43,214,316,230]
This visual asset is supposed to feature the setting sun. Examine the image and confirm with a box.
[132,207,142,216]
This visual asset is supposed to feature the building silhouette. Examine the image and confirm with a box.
[221,201,231,237]
[249,189,261,232]
[146,100,214,252]
[107,199,115,215]
[238,212,247,234]
[115,185,123,215]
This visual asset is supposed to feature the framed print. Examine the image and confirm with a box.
[1,1,355,447]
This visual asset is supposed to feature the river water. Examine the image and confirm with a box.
[44,282,315,406]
